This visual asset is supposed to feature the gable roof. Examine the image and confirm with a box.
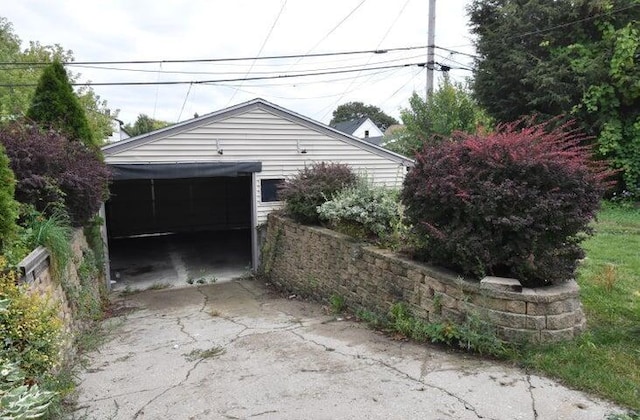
[330,116,369,135]
[102,98,412,165]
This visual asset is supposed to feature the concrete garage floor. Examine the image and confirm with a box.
[72,280,624,420]
[108,229,252,292]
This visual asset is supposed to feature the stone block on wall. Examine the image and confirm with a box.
[264,215,587,345]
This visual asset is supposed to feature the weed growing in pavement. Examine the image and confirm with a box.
[356,303,507,357]
[183,346,226,362]
[147,282,172,291]
[607,412,640,420]
[119,285,141,296]
[329,294,346,314]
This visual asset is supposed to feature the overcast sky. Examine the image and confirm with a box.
[3,0,476,126]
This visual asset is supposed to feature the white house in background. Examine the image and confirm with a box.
[101,98,412,270]
[104,118,130,143]
[331,117,385,146]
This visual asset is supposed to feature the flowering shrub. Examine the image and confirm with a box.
[278,162,357,224]
[0,121,110,227]
[318,181,404,242]
[0,257,62,379]
[401,119,611,287]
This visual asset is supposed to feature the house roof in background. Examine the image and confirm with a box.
[330,116,370,135]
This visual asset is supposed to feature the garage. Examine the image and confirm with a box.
[101,98,412,291]
[103,162,259,290]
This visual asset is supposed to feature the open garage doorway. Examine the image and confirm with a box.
[105,171,255,291]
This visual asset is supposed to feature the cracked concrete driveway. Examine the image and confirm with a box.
[72,280,622,420]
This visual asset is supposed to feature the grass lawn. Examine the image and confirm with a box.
[517,203,640,410]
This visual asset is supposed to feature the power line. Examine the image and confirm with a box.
[320,1,411,118]
[226,0,288,106]
[0,61,432,88]
[434,45,478,59]
[503,2,640,41]
[429,3,640,61]
[58,53,425,76]
[0,44,423,67]
[320,0,412,120]
[303,0,368,56]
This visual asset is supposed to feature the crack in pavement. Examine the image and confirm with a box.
[132,358,206,419]
[195,285,209,313]
[76,386,167,404]
[526,373,539,420]
[177,316,198,343]
[107,399,119,420]
[288,329,495,420]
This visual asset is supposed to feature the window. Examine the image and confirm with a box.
[364,130,370,138]
[261,179,284,202]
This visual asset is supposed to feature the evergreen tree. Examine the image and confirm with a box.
[469,0,640,195]
[26,61,97,149]
[0,143,18,250]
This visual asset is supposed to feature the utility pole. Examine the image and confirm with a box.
[426,0,436,98]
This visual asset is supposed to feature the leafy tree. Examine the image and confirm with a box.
[385,79,492,157]
[0,143,18,250]
[26,61,97,149]
[124,114,170,137]
[77,87,116,141]
[468,0,640,195]
[0,17,116,142]
[330,101,398,131]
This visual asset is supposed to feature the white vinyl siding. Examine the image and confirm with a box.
[105,108,407,224]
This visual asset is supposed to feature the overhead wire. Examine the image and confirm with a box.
[0,61,431,88]
[318,0,411,120]
[299,0,368,56]
[177,82,194,121]
[226,0,288,106]
[61,52,426,76]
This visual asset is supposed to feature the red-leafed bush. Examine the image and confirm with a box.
[0,122,110,227]
[401,120,611,287]
[279,162,357,224]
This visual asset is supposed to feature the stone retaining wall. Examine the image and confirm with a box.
[18,229,104,357]
[262,214,586,344]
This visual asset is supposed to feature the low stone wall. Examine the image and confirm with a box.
[262,214,586,344]
[18,229,104,357]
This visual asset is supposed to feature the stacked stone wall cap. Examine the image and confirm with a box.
[481,276,523,292]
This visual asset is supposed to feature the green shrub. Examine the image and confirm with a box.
[318,180,404,243]
[0,143,18,252]
[0,360,54,419]
[402,119,611,287]
[0,257,62,380]
[21,208,73,282]
[278,162,357,224]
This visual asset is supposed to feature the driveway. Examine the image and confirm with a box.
[72,280,622,420]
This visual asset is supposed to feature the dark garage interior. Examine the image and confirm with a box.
[105,175,253,291]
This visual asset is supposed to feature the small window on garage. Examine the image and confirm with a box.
[261,179,284,202]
